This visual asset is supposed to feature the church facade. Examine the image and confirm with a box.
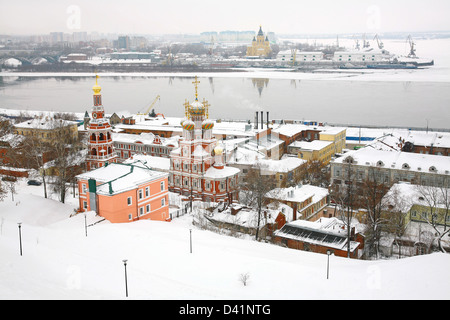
[246,26,272,57]
[168,77,240,203]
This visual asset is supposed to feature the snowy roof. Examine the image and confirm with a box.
[226,146,266,165]
[0,133,25,148]
[274,217,360,252]
[76,163,167,195]
[113,132,179,147]
[289,140,333,151]
[272,123,311,137]
[383,182,450,212]
[204,165,240,179]
[14,117,78,130]
[333,147,450,175]
[209,204,277,228]
[123,154,170,172]
[258,157,306,173]
[267,184,329,204]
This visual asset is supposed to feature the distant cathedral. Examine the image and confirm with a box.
[246,25,272,57]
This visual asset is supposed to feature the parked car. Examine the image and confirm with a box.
[27,180,42,186]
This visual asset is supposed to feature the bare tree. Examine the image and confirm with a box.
[383,185,410,258]
[416,180,450,253]
[49,119,83,203]
[239,272,250,286]
[20,135,52,198]
[240,163,276,241]
[329,158,357,258]
[298,159,330,187]
[360,166,391,259]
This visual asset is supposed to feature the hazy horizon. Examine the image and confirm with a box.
[1,0,450,36]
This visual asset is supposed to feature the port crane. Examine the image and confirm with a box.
[137,95,161,116]
[373,34,384,49]
[406,35,416,58]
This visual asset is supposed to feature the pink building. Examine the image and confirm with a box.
[77,162,170,223]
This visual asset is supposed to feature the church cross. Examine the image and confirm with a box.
[192,76,200,100]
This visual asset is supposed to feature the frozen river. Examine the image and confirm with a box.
[1,38,449,129]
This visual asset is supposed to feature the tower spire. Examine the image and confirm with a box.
[192,76,200,101]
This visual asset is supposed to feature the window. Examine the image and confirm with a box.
[82,184,87,194]
[146,204,150,213]
[161,181,165,191]
[83,201,88,209]
[139,189,143,199]
[145,187,149,197]
[127,196,132,206]
[161,197,165,207]
[139,207,144,216]
[128,214,132,220]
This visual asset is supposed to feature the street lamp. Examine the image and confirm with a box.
[327,249,331,279]
[84,214,87,237]
[189,229,192,254]
[122,259,128,297]
[17,223,23,256]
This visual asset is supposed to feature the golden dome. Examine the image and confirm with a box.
[214,144,223,155]
[92,75,102,95]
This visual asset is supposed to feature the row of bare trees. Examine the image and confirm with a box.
[330,160,450,259]
[1,114,85,203]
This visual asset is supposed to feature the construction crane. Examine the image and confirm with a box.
[291,48,297,66]
[406,35,416,58]
[138,95,160,116]
[373,34,384,49]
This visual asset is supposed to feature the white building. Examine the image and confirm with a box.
[330,147,450,187]
[276,50,324,63]
[332,48,391,63]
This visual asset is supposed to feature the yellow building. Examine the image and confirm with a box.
[14,117,79,143]
[246,26,272,57]
[288,140,335,165]
[319,127,347,154]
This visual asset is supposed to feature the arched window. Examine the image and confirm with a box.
[91,133,96,141]
[99,133,105,141]
[91,148,97,156]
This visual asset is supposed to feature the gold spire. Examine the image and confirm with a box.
[92,74,102,95]
[184,99,190,119]
[192,76,200,101]
[202,98,210,119]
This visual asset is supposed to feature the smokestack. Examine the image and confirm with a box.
[260,111,263,130]
[255,111,258,129]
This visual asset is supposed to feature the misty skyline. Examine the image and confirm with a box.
[1,0,450,36]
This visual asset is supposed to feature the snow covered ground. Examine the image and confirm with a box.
[1,178,449,300]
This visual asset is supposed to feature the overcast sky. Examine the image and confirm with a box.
[1,0,450,35]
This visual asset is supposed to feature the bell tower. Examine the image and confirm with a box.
[85,75,117,171]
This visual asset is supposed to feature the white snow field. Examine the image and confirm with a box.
[1,179,449,300]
